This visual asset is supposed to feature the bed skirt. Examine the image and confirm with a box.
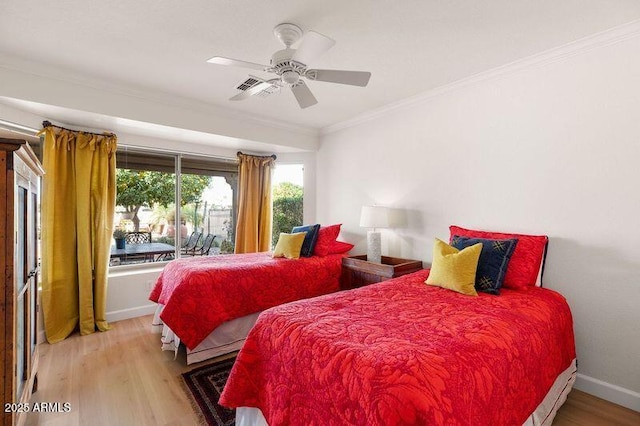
[151,304,260,365]
[235,358,577,426]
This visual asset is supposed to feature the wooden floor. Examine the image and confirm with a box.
[27,315,640,426]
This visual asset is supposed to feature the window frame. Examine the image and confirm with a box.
[111,144,238,270]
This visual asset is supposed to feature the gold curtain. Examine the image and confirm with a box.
[235,152,276,253]
[38,125,117,343]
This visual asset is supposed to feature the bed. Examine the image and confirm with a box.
[220,226,577,425]
[149,251,345,364]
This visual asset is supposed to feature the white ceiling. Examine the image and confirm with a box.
[1,0,640,141]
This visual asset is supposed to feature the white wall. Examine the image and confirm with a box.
[317,32,640,409]
[106,267,163,322]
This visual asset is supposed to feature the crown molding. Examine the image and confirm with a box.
[322,19,640,136]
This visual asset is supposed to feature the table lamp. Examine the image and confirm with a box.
[359,205,390,263]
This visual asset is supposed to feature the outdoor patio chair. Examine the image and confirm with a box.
[186,234,217,256]
[180,231,202,255]
[123,231,152,263]
[125,231,152,244]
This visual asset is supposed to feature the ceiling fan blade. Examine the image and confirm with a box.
[291,31,335,65]
[307,69,371,87]
[207,56,268,71]
[230,81,273,101]
[290,81,318,109]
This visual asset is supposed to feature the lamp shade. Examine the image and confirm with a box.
[359,205,390,229]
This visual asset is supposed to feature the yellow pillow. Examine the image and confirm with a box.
[425,238,482,296]
[272,232,307,259]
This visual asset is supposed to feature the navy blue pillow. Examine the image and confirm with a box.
[291,224,321,257]
[451,236,518,295]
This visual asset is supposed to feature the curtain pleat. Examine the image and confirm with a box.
[39,126,117,343]
[234,153,275,253]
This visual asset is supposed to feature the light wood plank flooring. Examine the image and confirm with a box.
[27,315,640,425]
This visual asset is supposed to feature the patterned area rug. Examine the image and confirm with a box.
[182,357,236,426]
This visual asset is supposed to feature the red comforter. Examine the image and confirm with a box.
[149,252,343,349]
[220,269,576,425]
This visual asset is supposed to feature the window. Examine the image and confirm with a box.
[112,148,238,266]
[180,155,237,255]
[271,163,304,248]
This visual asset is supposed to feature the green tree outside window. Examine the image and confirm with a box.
[272,182,303,248]
[116,169,211,231]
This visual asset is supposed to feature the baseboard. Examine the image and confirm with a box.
[36,305,156,343]
[106,304,157,323]
[575,373,640,412]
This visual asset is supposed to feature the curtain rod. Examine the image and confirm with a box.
[42,120,115,137]
[0,119,40,136]
[1,119,269,163]
[237,151,277,161]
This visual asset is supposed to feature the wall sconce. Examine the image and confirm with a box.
[359,205,390,263]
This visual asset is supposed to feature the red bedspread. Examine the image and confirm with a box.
[149,252,343,349]
[220,269,576,426]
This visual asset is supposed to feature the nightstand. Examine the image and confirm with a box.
[341,255,423,290]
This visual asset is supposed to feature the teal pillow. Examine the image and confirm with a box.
[451,236,518,295]
[291,224,320,257]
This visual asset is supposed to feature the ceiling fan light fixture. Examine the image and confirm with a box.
[281,70,300,85]
[207,22,371,109]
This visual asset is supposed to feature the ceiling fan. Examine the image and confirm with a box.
[207,23,372,109]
